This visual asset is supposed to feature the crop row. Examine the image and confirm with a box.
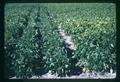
[46,3,116,72]
[37,6,70,77]
[5,5,34,78]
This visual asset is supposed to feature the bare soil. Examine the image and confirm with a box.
[10,72,116,79]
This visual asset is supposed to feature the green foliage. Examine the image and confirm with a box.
[5,3,116,78]
[47,3,116,72]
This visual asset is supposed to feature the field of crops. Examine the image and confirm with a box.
[5,3,116,79]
